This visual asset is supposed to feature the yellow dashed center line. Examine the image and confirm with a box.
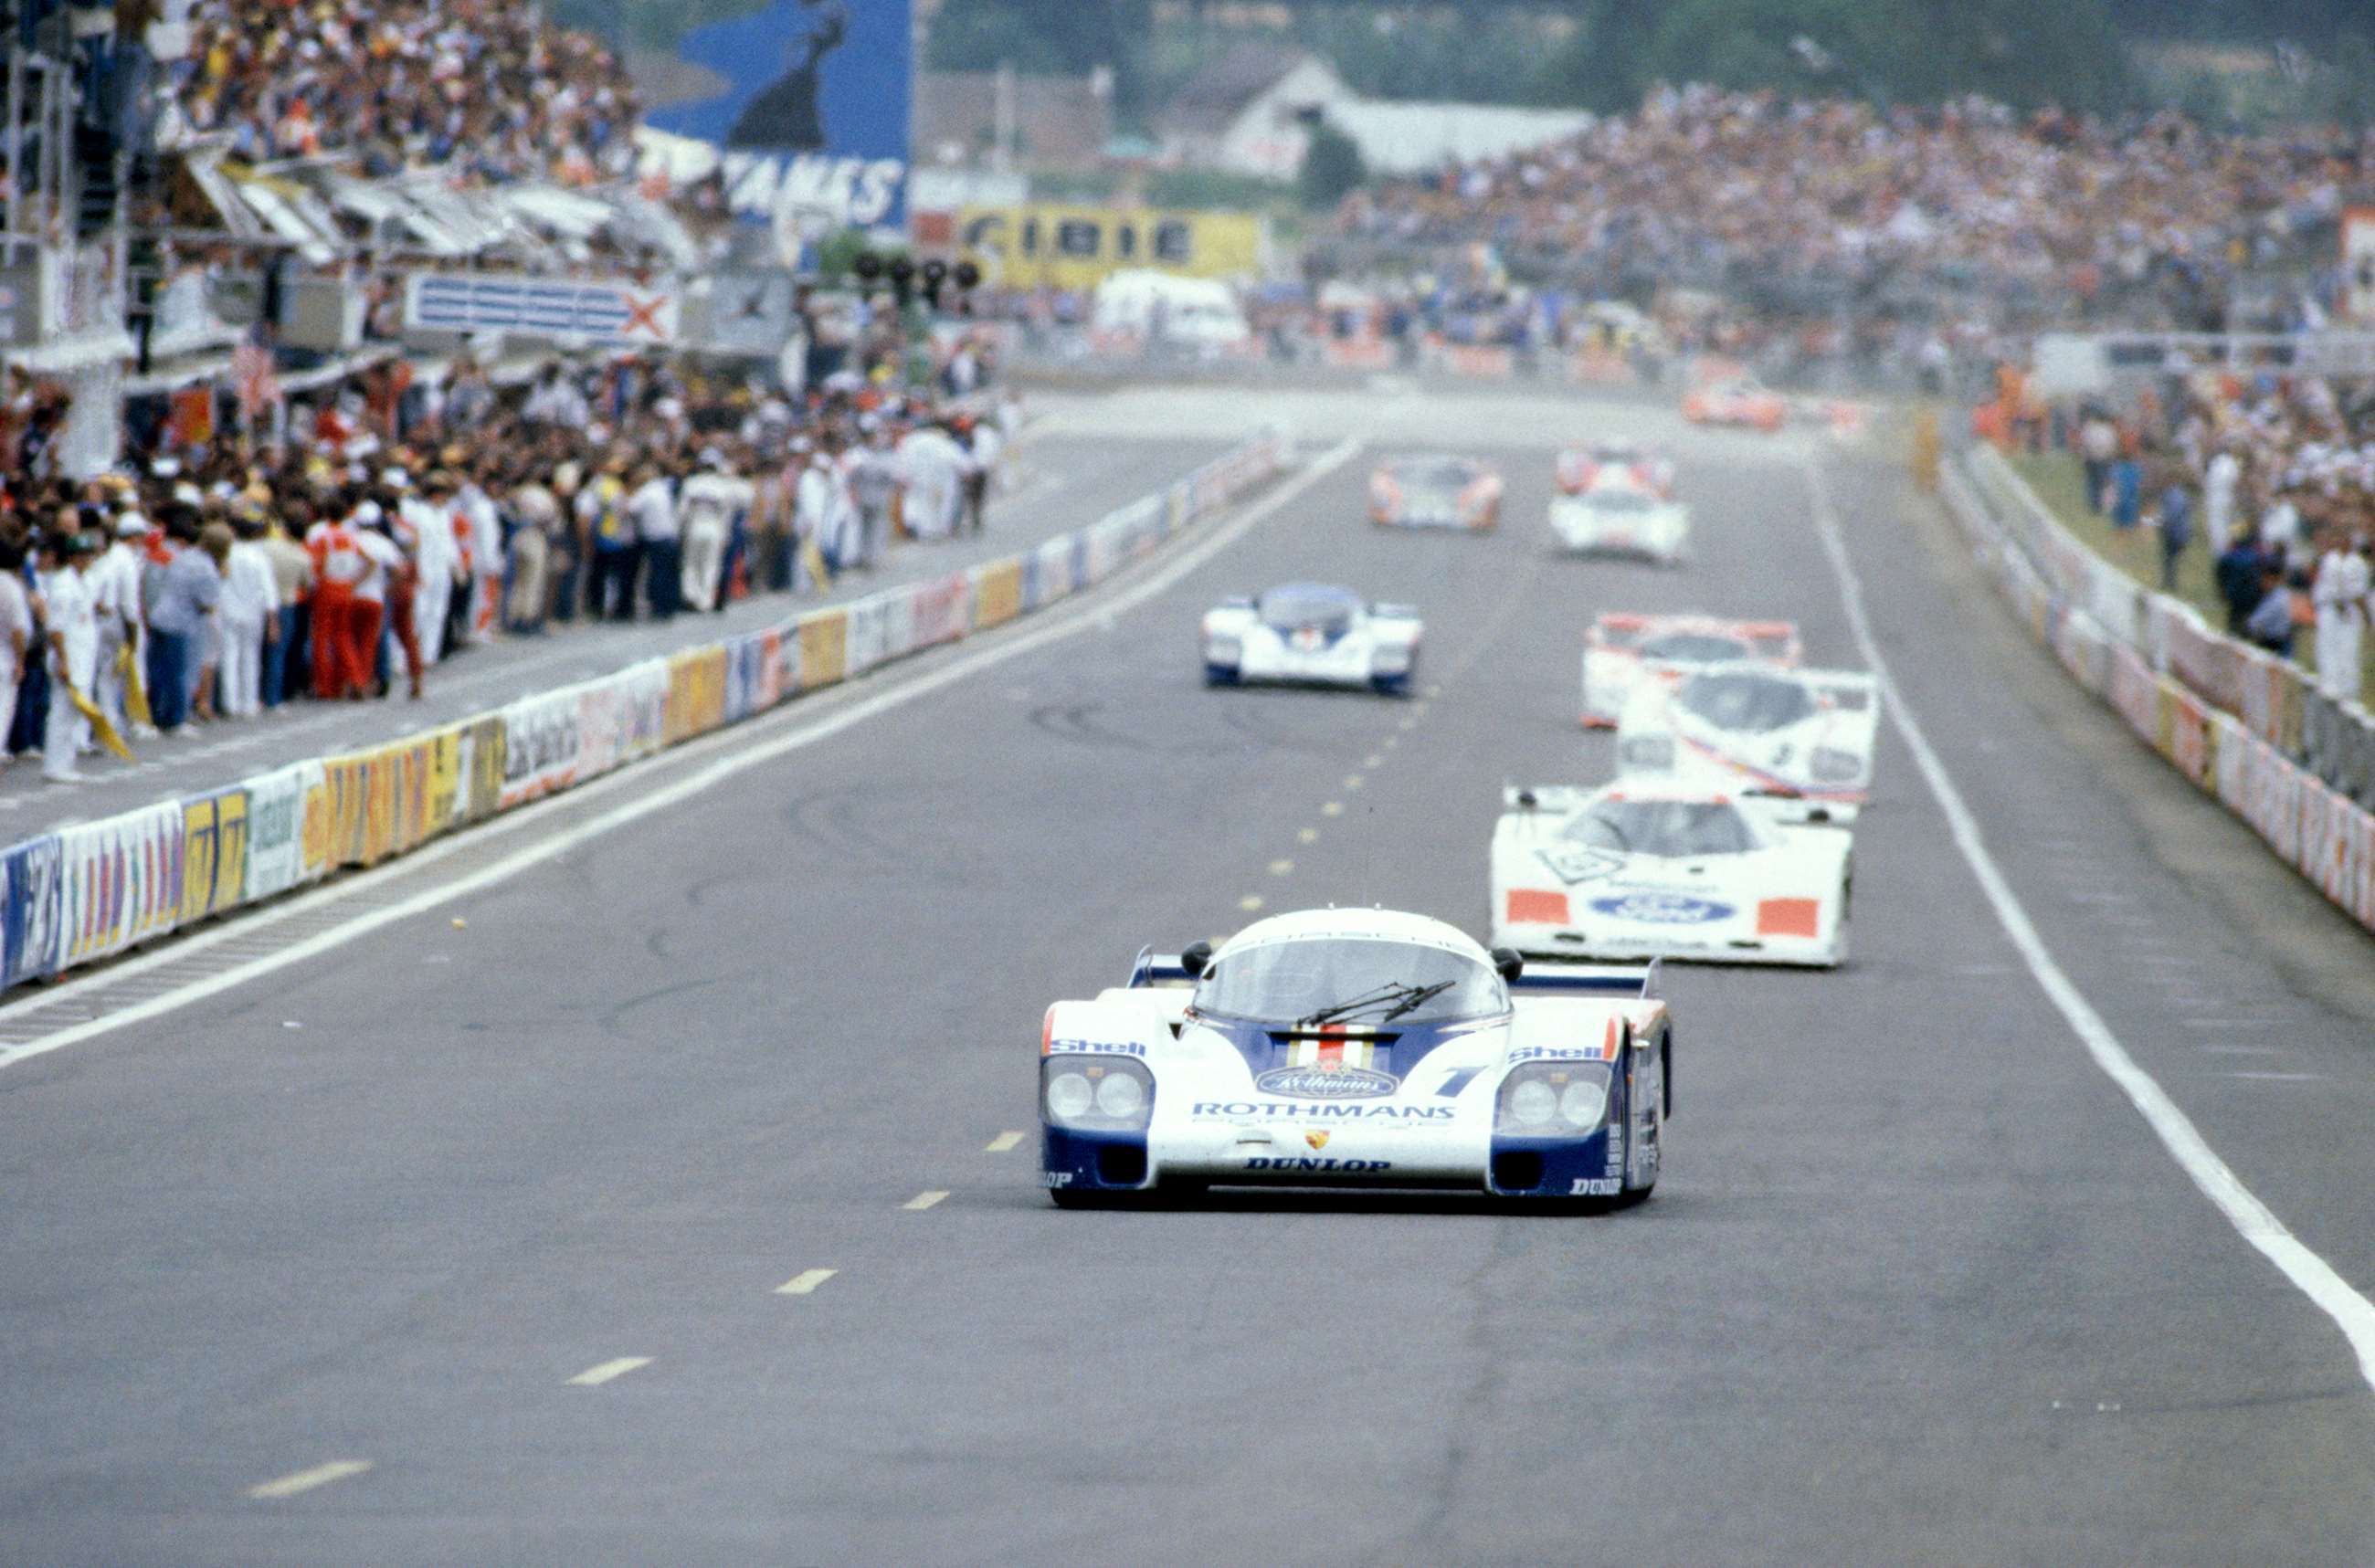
[1239,893,1266,911]
[1297,826,1319,844]
[776,1268,838,1296]
[1382,734,1399,749]
[1321,802,1345,817]
[567,1356,652,1387]
[247,1460,372,1500]
[1398,718,1417,731]
[1363,753,1384,769]
[985,1131,1027,1153]
[1344,774,1366,790]
[1269,858,1294,876]
[903,1190,950,1211]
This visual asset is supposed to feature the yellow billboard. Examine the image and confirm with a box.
[957,205,1262,290]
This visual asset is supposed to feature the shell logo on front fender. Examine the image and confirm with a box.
[1589,892,1735,924]
[1254,1066,1399,1100]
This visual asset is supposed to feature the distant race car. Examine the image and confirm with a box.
[1490,784,1852,967]
[1370,455,1504,530]
[1615,661,1879,822]
[1556,437,1673,499]
[1681,377,1788,432]
[1548,476,1690,565]
[1579,613,1800,728]
[1202,583,1422,696]
[1038,907,1671,1207]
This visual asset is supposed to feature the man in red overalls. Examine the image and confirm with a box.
[305,500,369,698]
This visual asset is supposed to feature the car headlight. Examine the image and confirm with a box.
[1042,1056,1155,1130]
[1496,1063,1613,1134]
[1810,745,1862,783]
[1619,734,1674,772]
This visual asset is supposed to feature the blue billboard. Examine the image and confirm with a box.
[646,0,913,230]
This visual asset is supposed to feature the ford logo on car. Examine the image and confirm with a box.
[1589,893,1735,924]
[1254,1066,1399,1100]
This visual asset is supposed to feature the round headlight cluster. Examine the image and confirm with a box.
[1499,1067,1611,1134]
[1559,1078,1607,1128]
[1046,1071,1094,1120]
[1507,1079,1559,1127]
[1094,1072,1145,1118]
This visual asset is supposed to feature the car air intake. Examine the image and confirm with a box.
[1490,1151,1545,1194]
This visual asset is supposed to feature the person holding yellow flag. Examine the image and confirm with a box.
[37,530,102,783]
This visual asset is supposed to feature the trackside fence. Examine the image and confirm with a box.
[0,429,1293,995]
[1941,444,2375,937]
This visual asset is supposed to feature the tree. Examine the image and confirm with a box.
[1298,121,1367,211]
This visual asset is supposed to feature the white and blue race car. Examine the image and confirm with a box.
[1039,908,1670,1208]
[1201,584,1423,696]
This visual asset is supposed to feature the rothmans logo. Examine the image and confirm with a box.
[1255,1065,1399,1100]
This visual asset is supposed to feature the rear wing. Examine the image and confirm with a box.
[1126,948,1196,988]
[1589,614,1801,662]
[1510,958,1661,1000]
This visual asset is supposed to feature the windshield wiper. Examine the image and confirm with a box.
[1297,979,1454,1028]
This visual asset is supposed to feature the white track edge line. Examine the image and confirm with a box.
[1804,458,2375,1393]
[0,438,1362,1072]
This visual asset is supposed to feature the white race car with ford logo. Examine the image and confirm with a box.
[1614,660,1878,823]
[1039,909,1670,1208]
[1490,784,1852,967]
[1201,583,1422,696]
[1580,613,1800,728]
[1548,475,1691,565]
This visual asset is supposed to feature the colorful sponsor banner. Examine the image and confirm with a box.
[501,683,588,808]
[797,608,849,691]
[241,760,330,902]
[957,205,1261,291]
[649,0,913,230]
[843,593,892,677]
[1,833,63,989]
[912,571,971,647]
[971,558,1022,631]
[403,273,680,346]
[664,647,731,745]
[578,660,670,781]
[57,803,184,970]
[179,787,251,925]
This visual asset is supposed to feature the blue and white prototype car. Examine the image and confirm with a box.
[1201,584,1423,696]
[1039,909,1670,1208]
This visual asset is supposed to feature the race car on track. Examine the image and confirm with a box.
[1201,584,1422,696]
[1369,455,1504,530]
[1039,908,1670,1207]
[1579,613,1800,728]
[1681,376,1787,432]
[1556,437,1673,499]
[1615,662,1879,821]
[1490,784,1852,967]
[1548,473,1690,565]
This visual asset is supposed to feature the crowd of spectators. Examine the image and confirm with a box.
[1335,84,2361,334]
[2002,363,2373,700]
[0,346,1011,784]
[157,0,643,185]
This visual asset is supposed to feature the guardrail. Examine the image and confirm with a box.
[1940,444,2375,936]
[0,429,1292,995]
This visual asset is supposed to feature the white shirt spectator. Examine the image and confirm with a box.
[628,477,680,542]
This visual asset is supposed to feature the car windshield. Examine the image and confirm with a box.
[1587,490,1655,512]
[1641,632,1750,664]
[1678,670,1816,732]
[1259,587,1357,631]
[1397,459,1474,490]
[1194,937,1505,1026]
[1562,799,1763,858]
[1591,443,1643,463]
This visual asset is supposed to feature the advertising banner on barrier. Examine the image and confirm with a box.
[2109,645,2159,741]
[454,715,507,826]
[665,647,731,745]
[179,787,251,926]
[241,760,330,902]
[2,833,62,989]
[912,572,970,647]
[844,593,892,678]
[2165,679,2215,788]
[797,608,848,690]
[501,682,588,808]
[971,559,1022,631]
[58,803,184,970]
[880,583,923,659]
[579,660,670,780]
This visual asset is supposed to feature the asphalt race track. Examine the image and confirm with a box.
[4,382,2373,1565]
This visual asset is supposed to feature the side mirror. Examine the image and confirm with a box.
[1178,941,1213,979]
[1806,807,1831,825]
[1515,788,1537,810]
[1490,946,1524,984]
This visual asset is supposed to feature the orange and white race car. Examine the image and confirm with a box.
[1579,613,1800,728]
[1680,377,1787,432]
[1370,455,1504,531]
[1556,437,1674,499]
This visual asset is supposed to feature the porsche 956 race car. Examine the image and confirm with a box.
[1040,909,1669,1207]
[1490,784,1852,967]
[1370,455,1504,530]
[1579,613,1800,728]
[1547,478,1690,565]
[1681,376,1787,432]
[1555,437,1673,499]
[1615,661,1879,821]
[1201,583,1422,696]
